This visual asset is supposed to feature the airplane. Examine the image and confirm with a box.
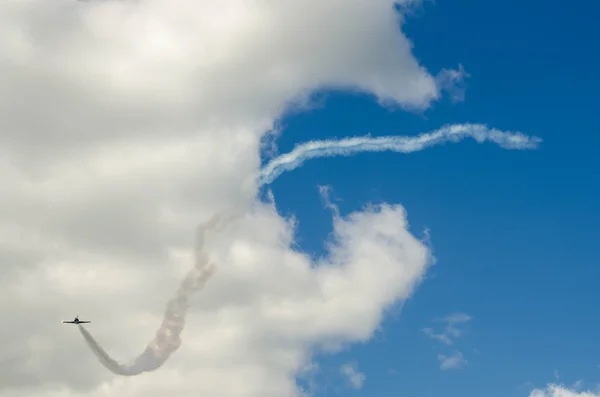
[62,314,90,325]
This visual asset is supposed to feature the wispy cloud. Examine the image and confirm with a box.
[438,351,467,371]
[424,313,471,371]
[296,361,320,396]
[436,64,470,102]
[529,383,600,397]
[423,328,452,345]
[340,362,366,390]
[423,313,472,345]
[572,380,584,390]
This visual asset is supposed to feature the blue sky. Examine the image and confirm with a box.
[266,1,600,396]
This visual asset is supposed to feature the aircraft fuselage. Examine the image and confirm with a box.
[62,316,90,324]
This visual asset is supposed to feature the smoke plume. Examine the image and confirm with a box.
[79,123,541,375]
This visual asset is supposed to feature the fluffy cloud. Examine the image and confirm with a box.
[0,1,459,396]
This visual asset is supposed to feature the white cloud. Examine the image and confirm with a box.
[340,362,366,389]
[573,381,585,390]
[530,384,600,397]
[438,351,467,371]
[425,314,471,371]
[423,312,472,345]
[0,1,538,397]
[436,64,470,102]
[423,327,452,345]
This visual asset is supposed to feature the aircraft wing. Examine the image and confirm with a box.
[79,321,91,323]
[62,321,76,323]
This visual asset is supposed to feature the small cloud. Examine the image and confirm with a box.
[438,351,467,371]
[317,185,340,218]
[387,368,398,375]
[436,64,470,102]
[340,362,366,390]
[423,312,471,345]
[423,327,452,345]
[439,313,472,325]
[572,380,584,390]
[554,369,559,380]
[518,381,535,391]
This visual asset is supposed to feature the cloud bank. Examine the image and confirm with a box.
[0,1,540,397]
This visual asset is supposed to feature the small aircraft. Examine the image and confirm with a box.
[62,314,90,325]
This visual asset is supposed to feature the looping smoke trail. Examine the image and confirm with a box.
[80,123,541,376]
[258,123,542,185]
[79,214,234,376]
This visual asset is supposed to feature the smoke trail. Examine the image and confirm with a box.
[79,214,235,375]
[258,123,542,185]
[79,123,540,375]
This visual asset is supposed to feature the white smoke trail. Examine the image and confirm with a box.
[79,123,541,376]
[258,123,542,185]
[79,214,234,375]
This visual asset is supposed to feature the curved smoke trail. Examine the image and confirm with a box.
[79,123,541,375]
[79,214,235,375]
[258,123,541,185]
